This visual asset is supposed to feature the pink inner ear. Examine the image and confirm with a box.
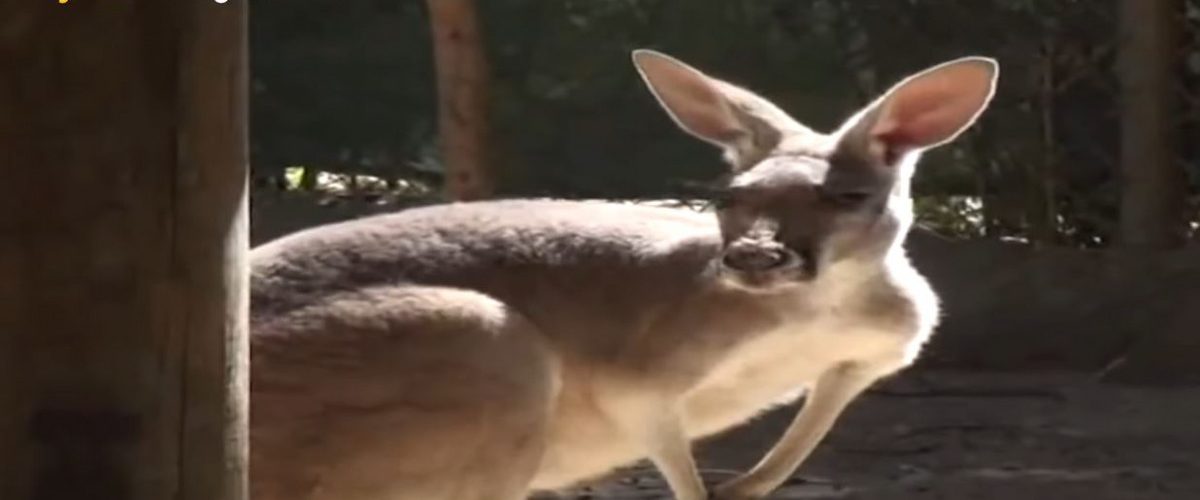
[870,70,990,151]
[669,79,743,142]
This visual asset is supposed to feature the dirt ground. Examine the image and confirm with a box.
[536,370,1200,499]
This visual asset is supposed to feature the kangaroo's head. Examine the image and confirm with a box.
[632,50,997,289]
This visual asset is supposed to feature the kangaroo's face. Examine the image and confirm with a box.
[710,142,897,286]
[632,50,997,288]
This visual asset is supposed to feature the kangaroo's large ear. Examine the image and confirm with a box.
[632,49,803,169]
[838,56,998,165]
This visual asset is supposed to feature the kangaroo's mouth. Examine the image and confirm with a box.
[718,242,816,287]
[721,245,796,272]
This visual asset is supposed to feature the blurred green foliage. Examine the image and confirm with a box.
[249,0,1199,245]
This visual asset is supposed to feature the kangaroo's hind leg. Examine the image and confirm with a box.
[252,286,561,500]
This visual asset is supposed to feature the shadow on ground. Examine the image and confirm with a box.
[538,371,1200,499]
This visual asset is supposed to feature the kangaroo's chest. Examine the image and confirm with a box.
[679,290,922,437]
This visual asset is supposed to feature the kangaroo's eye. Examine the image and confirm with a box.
[819,188,872,207]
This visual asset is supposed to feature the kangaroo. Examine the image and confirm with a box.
[249,49,997,500]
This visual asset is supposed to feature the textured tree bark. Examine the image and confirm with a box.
[1116,0,1186,249]
[0,1,249,499]
[426,0,496,200]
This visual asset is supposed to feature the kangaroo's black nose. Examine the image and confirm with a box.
[721,243,797,272]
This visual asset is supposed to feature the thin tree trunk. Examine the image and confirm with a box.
[1030,38,1059,246]
[426,0,496,201]
[0,1,249,499]
[300,166,319,191]
[1116,0,1186,249]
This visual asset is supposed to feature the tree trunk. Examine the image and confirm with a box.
[0,2,249,500]
[1029,38,1059,246]
[1116,0,1186,249]
[425,0,496,201]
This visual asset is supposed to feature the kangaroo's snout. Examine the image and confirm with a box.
[719,217,814,281]
[720,243,787,270]
[722,241,794,272]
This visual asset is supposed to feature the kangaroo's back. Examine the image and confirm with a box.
[252,200,714,299]
[251,199,739,362]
